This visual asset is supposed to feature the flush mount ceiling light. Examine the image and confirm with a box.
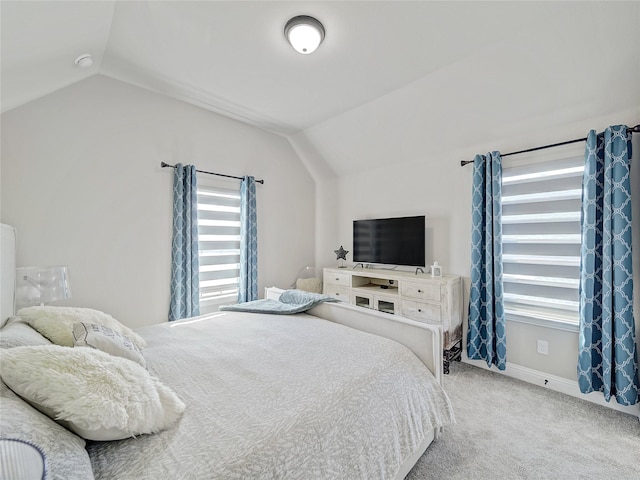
[284,15,325,54]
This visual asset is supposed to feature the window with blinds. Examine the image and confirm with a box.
[501,156,583,328]
[197,183,241,306]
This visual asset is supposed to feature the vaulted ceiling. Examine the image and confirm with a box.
[2,1,639,176]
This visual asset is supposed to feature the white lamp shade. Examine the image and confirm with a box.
[16,265,71,308]
[285,16,325,55]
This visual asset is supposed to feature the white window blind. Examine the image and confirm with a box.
[197,183,241,306]
[501,156,583,327]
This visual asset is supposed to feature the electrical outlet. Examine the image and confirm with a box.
[537,340,549,355]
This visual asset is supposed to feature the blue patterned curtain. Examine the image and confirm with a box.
[577,125,638,406]
[467,152,507,370]
[169,163,200,321]
[239,176,257,303]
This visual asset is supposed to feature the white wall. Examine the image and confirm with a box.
[311,113,639,417]
[1,75,316,328]
[294,4,639,387]
[318,112,639,380]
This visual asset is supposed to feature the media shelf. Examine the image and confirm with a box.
[323,267,463,373]
[352,283,399,294]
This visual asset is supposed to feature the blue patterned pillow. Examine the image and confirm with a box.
[279,289,336,306]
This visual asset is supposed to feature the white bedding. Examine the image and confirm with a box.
[87,310,455,479]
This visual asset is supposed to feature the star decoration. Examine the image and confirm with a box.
[334,245,348,261]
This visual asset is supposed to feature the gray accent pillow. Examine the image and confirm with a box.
[73,322,146,367]
[0,380,94,480]
[0,318,52,349]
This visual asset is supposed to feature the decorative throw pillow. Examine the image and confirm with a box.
[279,289,336,305]
[1,345,185,441]
[0,381,95,479]
[73,322,146,367]
[295,277,323,294]
[0,318,52,349]
[17,306,146,349]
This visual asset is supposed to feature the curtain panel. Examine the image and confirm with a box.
[467,152,507,370]
[169,163,200,321]
[239,176,258,303]
[578,125,639,406]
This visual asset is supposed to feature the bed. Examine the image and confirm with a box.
[0,223,454,479]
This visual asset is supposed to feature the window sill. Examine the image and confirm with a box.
[505,312,579,333]
[200,295,237,315]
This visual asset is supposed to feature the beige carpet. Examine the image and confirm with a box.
[406,361,640,480]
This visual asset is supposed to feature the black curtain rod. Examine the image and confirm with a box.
[460,124,640,167]
[160,162,264,184]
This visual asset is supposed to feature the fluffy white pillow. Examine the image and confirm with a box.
[1,345,185,441]
[295,277,323,294]
[17,306,146,349]
[73,322,146,367]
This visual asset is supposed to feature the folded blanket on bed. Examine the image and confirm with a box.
[219,289,338,314]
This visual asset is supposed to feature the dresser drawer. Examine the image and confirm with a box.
[324,285,350,300]
[400,281,440,302]
[324,271,351,287]
[401,300,441,323]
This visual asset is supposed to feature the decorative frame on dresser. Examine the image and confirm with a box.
[323,267,464,373]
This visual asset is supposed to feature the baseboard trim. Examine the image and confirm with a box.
[461,354,640,420]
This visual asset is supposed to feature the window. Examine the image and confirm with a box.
[197,183,241,308]
[501,155,583,330]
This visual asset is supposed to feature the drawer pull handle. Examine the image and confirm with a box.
[418,289,423,293]
[335,278,340,281]
[418,309,422,312]
[336,293,340,296]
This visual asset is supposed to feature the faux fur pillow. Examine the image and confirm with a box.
[295,277,323,294]
[73,322,146,367]
[1,345,185,441]
[17,306,146,349]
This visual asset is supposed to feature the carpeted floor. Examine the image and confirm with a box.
[406,361,640,480]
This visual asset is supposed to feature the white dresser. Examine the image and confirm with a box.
[323,267,463,372]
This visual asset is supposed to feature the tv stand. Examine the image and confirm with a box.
[323,267,463,373]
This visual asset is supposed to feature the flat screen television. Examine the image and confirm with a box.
[353,215,425,267]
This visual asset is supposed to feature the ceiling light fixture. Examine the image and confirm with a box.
[284,15,325,55]
[74,54,93,68]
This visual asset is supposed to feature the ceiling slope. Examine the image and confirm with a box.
[298,1,640,176]
[0,1,115,112]
[2,1,638,179]
[2,1,577,133]
[98,1,557,134]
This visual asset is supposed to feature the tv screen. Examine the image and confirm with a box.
[353,215,425,267]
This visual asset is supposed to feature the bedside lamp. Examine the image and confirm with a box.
[16,265,71,310]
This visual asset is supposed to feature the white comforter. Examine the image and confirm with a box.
[87,311,454,479]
